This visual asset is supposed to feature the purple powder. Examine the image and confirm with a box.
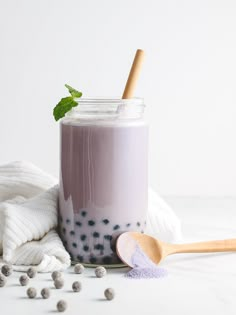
[125,245,168,279]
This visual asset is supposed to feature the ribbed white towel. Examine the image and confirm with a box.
[0,161,181,272]
[146,188,182,242]
[0,161,71,272]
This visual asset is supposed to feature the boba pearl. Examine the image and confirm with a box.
[1,264,12,277]
[19,275,29,286]
[74,263,84,274]
[0,273,7,287]
[57,300,67,312]
[72,281,82,292]
[95,266,107,278]
[27,267,37,278]
[104,288,115,301]
[41,288,51,299]
[51,271,62,281]
[27,287,37,299]
[54,278,64,289]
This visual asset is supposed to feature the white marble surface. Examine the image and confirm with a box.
[1,197,236,315]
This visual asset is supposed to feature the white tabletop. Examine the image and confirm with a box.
[1,197,236,315]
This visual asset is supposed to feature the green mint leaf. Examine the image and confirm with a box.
[53,96,78,121]
[65,84,83,98]
[53,84,83,121]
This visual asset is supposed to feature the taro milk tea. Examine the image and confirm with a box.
[59,98,148,265]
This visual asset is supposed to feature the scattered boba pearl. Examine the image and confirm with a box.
[27,267,37,278]
[19,275,29,286]
[104,288,115,300]
[51,271,62,281]
[1,264,12,277]
[27,287,37,299]
[95,266,107,278]
[54,278,64,289]
[0,273,7,287]
[72,281,82,292]
[41,288,50,299]
[57,300,67,312]
[74,263,84,274]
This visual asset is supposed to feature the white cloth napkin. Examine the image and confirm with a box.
[0,161,71,272]
[147,188,182,242]
[0,161,181,272]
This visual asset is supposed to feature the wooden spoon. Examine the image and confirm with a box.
[116,231,236,267]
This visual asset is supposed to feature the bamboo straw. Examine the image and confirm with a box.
[122,49,145,99]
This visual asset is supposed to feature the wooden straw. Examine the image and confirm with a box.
[122,49,145,99]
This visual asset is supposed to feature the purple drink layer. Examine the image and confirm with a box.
[59,119,148,265]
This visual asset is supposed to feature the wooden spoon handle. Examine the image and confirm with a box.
[169,239,236,254]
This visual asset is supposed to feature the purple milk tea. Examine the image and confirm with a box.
[59,98,148,265]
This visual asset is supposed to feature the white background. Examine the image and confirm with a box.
[0,0,236,196]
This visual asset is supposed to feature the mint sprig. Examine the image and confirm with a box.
[53,84,82,121]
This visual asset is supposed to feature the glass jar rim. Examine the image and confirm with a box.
[74,97,144,106]
[63,97,145,122]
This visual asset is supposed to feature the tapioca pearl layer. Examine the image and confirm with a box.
[58,213,146,264]
[60,231,145,264]
[59,211,146,232]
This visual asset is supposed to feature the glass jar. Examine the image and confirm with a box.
[58,98,148,266]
